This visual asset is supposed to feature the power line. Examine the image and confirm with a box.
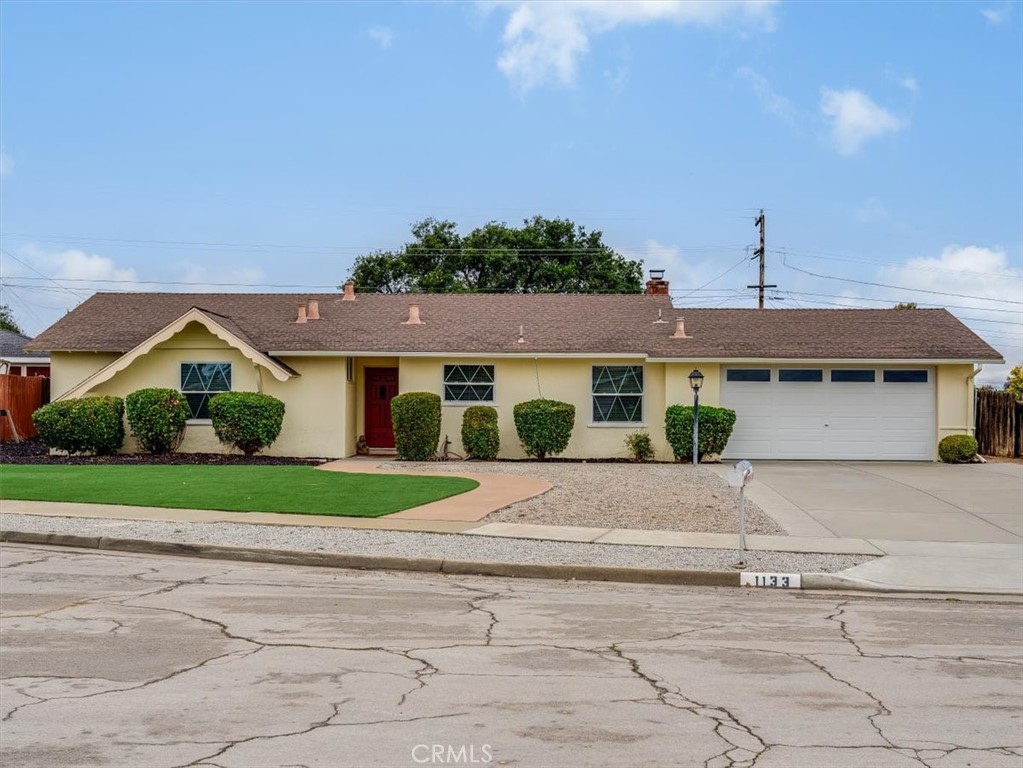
[781,255,1023,305]
[776,289,1023,315]
[769,247,1023,279]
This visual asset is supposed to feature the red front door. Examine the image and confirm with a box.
[365,367,399,448]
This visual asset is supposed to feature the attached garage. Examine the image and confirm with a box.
[722,366,936,460]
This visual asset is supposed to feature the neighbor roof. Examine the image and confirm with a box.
[0,329,48,359]
[26,292,1003,362]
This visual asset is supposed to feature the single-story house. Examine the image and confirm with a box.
[0,329,50,377]
[26,277,1002,461]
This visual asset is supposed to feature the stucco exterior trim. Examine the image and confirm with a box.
[58,308,295,401]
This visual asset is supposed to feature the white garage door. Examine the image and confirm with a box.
[721,366,936,460]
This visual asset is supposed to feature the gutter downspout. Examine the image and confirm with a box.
[966,364,982,436]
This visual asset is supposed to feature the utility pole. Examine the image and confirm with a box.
[747,209,776,309]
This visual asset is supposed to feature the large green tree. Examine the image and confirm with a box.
[347,216,643,294]
[0,304,22,334]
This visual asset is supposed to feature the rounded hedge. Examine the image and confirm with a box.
[461,405,500,460]
[32,396,125,455]
[513,399,575,461]
[208,392,285,455]
[125,388,190,454]
[391,392,441,461]
[665,404,737,462]
[938,434,978,464]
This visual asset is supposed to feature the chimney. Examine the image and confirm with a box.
[645,269,669,296]
[672,317,691,339]
[402,304,424,325]
[307,300,320,320]
[295,303,308,324]
[341,280,356,301]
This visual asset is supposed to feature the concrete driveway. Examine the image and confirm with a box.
[734,461,1023,544]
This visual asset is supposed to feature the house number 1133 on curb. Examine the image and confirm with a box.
[740,573,801,589]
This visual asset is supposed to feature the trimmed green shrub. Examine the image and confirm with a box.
[461,405,500,460]
[391,392,441,461]
[125,388,190,454]
[665,405,737,462]
[208,392,285,455]
[624,431,654,462]
[513,399,575,460]
[938,434,978,464]
[32,396,125,455]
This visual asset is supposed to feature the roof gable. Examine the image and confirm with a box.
[57,307,296,401]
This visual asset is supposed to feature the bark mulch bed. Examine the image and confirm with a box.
[0,439,327,466]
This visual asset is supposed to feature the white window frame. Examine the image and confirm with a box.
[180,361,232,423]
[442,363,496,405]
[591,364,645,426]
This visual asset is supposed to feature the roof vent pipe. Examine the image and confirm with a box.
[402,304,424,325]
[672,318,691,338]
[307,300,320,320]
[341,281,356,301]
[653,308,668,324]
[295,304,308,324]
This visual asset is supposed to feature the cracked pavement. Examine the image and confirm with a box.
[1,544,1021,768]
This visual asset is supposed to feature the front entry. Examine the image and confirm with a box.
[365,367,399,449]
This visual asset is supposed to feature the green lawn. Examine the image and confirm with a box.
[0,464,478,517]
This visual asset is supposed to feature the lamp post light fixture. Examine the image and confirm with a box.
[688,369,704,466]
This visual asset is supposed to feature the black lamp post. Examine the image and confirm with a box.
[688,369,704,466]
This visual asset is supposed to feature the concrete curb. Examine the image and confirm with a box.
[0,530,740,587]
[801,572,1023,597]
[7,530,1016,596]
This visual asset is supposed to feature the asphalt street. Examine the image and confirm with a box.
[1,544,1021,768]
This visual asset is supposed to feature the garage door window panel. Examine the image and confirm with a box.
[883,370,929,383]
[832,370,876,383]
[726,369,771,382]
[779,369,823,383]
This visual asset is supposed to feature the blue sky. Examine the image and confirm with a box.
[1,1,1020,382]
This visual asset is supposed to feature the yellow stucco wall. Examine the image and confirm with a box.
[936,363,977,439]
[50,351,121,400]
[48,325,983,460]
[73,323,349,458]
[399,356,682,460]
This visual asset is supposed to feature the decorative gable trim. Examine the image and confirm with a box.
[58,307,295,401]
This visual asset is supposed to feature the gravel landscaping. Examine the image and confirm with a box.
[0,513,871,573]
[387,460,783,535]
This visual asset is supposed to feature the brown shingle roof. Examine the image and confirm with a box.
[26,292,1003,361]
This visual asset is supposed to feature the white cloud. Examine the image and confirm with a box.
[854,197,888,223]
[28,247,144,288]
[981,4,1011,24]
[875,246,1023,385]
[368,25,395,49]
[0,151,11,176]
[620,239,755,306]
[820,87,905,155]
[488,1,777,92]
[897,75,918,94]
[737,66,797,123]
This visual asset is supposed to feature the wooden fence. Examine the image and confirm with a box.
[0,374,49,441]
[975,389,1023,458]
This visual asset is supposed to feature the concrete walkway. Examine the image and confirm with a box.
[2,458,1020,595]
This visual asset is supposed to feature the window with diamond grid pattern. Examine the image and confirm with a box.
[180,362,232,419]
[592,365,643,423]
[443,364,495,403]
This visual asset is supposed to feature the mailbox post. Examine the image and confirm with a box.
[728,460,754,551]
